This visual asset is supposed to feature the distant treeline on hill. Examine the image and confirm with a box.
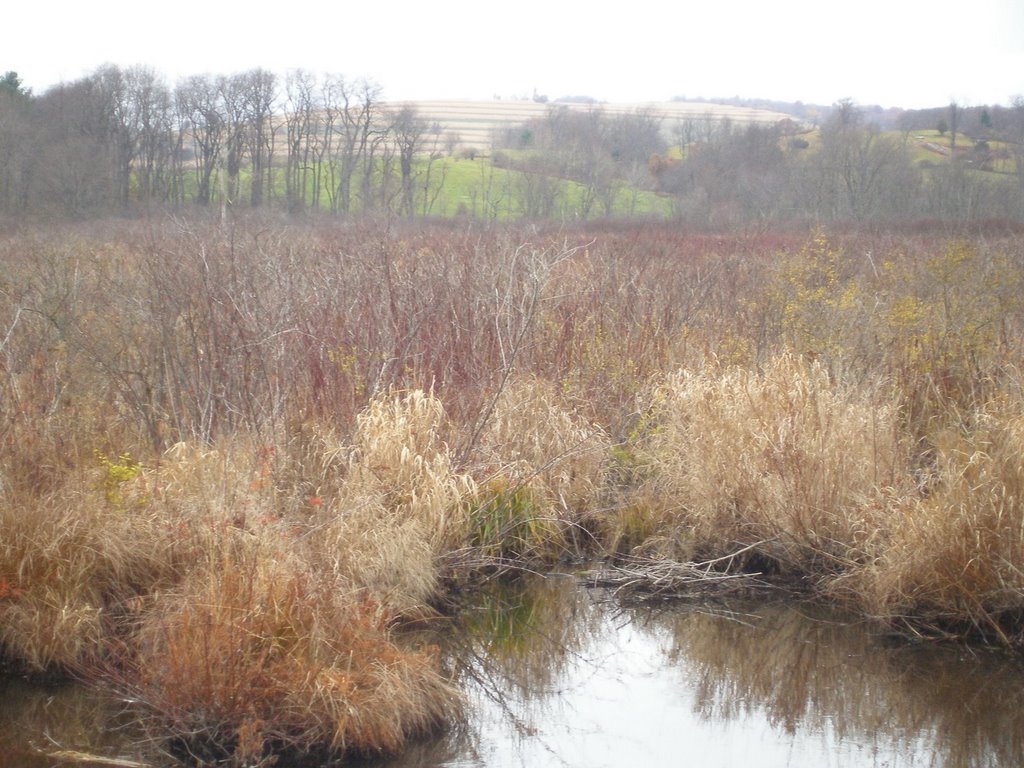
[1,66,1023,225]
[675,94,1023,133]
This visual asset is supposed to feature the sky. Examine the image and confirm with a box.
[7,0,1023,109]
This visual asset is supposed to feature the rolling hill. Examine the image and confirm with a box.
[389,99,795,152]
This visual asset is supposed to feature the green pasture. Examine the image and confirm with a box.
[169,155,673,220]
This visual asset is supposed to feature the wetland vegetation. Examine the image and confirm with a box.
[3,218,1024,764]
[3,63,1024,766]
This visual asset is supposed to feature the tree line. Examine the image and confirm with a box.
[0,65,449,217]
[1,64,1023,224]
[497,98,1024,225]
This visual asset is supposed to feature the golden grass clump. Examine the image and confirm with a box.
[344,389,476,548]
[310,390,476,610]
[145,394,471,616]
[314,496,445,617]
[4,424,466,762]
[475,376,609,515]
[1,417,466,760]
[468,376,610,561]
[640,353,906,575]
[128,539,460,764]
[0,438,279,673]
[0,460,179,671]
[849,395,1024,641]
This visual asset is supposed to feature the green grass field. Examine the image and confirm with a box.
[174,154,673,220]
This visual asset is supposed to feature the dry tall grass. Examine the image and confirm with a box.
[310,389,476,613]
[0,461,181,670]
[847,393,1024,641]
[637,353,907,576]
[127,539,459,764]
[0,390,473,761]
[117,395,474,760]
[467,376,609,563]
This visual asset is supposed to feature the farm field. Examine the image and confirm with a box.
[393,98,795,150]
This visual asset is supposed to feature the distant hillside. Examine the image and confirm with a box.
[391,99,795,152]
[685,95,1021,136]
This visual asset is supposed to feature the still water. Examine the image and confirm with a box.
[3,574,1023,767]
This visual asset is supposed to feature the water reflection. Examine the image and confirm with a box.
[4,578,1024,767]
[0,675,168,767]
[654,600,1024,767]
[432,578,1024,768]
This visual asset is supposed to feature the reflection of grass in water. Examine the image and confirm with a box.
[453,575,596,701]
[0,677,165,767]
[675,603,878,733]
[882,646,1024,768]
[443,574,607,757]
[648,600,1024,767]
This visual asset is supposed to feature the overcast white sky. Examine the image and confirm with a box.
[8,0,1023,109]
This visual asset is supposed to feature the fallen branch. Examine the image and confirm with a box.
[31,747,152,768]
[584,554,770,598]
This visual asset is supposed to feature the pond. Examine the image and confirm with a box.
[4,573,1024,767]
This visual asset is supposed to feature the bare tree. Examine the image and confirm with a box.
[390,104,428,217]
[0,73,34,211]
[90,65,136,208]
[817,99,910,220]
[241,69,277,207]
[33,76,118,213]
[76,65,175,209]
[284,70,316,212]
[217,74,249,207]
[124,67,175,205]
[313,78,339,211]
[323,76,381,215]
[419,126,449,216]
[949,99,961,153]
[176,75,225,207]
[1008,97,1024,220]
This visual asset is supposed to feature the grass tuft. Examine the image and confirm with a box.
[637,353,907,576]
[847,393,1024,641]
[470,376,609,561]
[124,541,460,763]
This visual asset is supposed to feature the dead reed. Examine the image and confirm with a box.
[0,460,181,671]
[310,388,476,614]
[845,391,1024,643]
[124,540,460,764]
[635,353,908,577]
[464,376,609,564]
